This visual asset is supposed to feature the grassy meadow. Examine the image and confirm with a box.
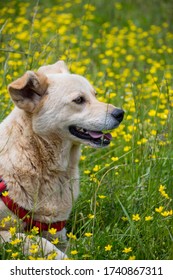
[0,0,173,260]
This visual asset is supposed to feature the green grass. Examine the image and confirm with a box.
[0,0,173,260]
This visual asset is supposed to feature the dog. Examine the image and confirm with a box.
[0,60,124,259]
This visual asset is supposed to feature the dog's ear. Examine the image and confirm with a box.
[8,71,48,113]
[37,60,69,75]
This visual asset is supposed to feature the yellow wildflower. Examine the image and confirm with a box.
[27,235,34,239]
[145,216,153,221]
[84,170,91,174]
[51,238,59,245]
[31,226,39,235]
[132,214,140,221]
[122,247,132,253]
[6,249,12,253]
[47,252,58,260]
[10,238,22,245]
[29,256,36,260]
[155,206,164,213]
[80,155,86,160]
[105,244,112,251]
[111,157,119,161]
[2,191,9,197]
[29,244,39,254]
[124,146,131,152]
[48,228,57,235]
[148,109,156,117]
[128,255,136,260]
[88,214,95,219]
[121,216,128,221]
[4,216,11,222]
[161,210,172,217]
[98,195,106,199]
[9,227,16,236]
[84,232,93,237]
[67,232,77,240]
[70,250,78,255]
[159,185,170,199]
[93,165,101,172]
[11,252,19,259]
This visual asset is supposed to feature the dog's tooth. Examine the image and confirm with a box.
[77,127,83,132]
[76,127,88,134]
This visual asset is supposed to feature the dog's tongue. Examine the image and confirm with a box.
[88,131,112,140]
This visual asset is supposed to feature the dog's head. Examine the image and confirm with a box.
[8,61,124,148]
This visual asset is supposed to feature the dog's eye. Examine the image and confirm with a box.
[73,96,85,104]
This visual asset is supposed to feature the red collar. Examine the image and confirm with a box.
[0,176,66,232]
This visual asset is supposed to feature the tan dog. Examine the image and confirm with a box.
[0,61,124,259]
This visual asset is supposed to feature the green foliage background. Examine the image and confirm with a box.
[0,0,173,259]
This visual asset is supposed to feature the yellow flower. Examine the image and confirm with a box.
[140,138,148,144]
[128,255,136,260]
[88,214,95,219]
[0,221,5,228]
[47,252,58,260]
[29,244,39,254]
[80,155,86,160]
[84,232,93,237]
[6,249,12,253]
[132,214,140,221]
[160,211,172,217]
[151,130,157,136]
[29,256,36,260]
[121,216,128,221]
[48,228,57,235]
[70,250,78,255]
[10,238,22,245]
[122,247,132,253]
[111,157,119,161]
[93,165,101,172]
[51,238,59,245]
[67,232,77,240]
[105,244,112,251]
[27,235,34,239]
[159,185,170,199]
[11,252,19,259]
[159,184,166,192]
[9,227,16,236]
[84,170,91,174]
[124,146,131,152]
[148,109,156,117]
[155,206,164,213]
[124,133,132,142]
[2,191,9,197]
[98,195,106,199]
[145,216,153,221]
[4,216,11,222]
[31,226,39,235]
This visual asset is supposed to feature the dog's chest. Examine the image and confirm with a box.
[32,172,79,222]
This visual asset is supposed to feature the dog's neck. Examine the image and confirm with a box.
[0,107,81,210]
[0,107,80,169]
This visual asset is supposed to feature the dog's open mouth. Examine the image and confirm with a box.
[69,126,112,146]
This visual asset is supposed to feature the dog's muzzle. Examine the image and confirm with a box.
[69,108,124,147]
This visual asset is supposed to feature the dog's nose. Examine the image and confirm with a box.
[111,108,124,123]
